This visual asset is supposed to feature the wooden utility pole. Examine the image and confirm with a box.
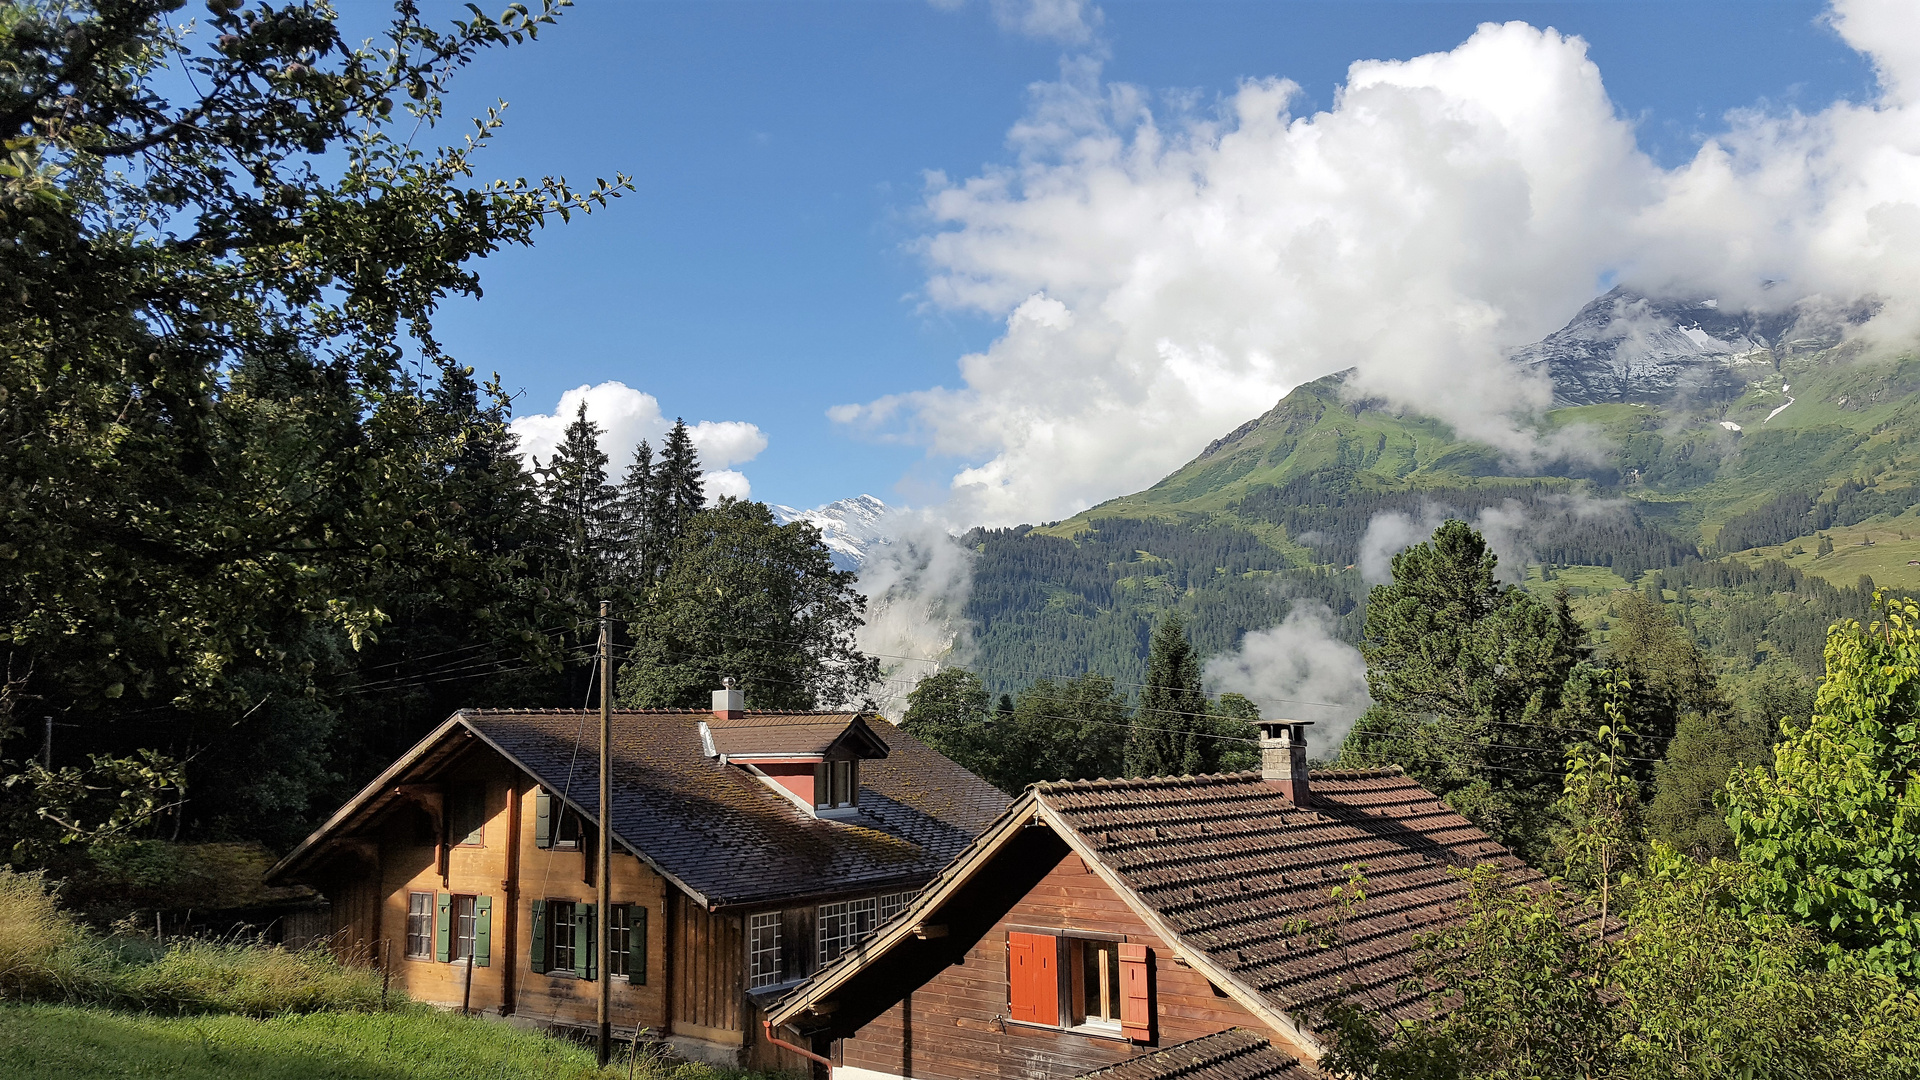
[597,600,613,1067]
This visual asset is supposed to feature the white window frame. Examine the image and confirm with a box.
[748,912,783,988]
[817,897,878,965]
[405,891,433,959]
[877,891,914,926]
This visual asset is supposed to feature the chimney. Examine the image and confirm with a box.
[1259,721,1313,804]
[712,677,744,720]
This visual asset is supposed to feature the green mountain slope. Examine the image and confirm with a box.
[963,342,1920,699]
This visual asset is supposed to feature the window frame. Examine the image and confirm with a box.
[816,897,878,965]
[876,891,914,926]
[1070,938,1123,1032]
[547,900,577,975]
[1006,929,1138,1041]
[815,759,859,810]
[748,911,783,989]
[553,808,583,851]
[608,904,630,980]
[405,891,434,960]
[450,894,478,963]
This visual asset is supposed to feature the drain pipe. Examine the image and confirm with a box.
[762,1019,834,1068]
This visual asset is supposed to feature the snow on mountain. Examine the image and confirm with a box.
[770,494,892,571]
[1513,286,1871,407]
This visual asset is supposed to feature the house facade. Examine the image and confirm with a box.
[766,721,1552,1080]
[265,691,1008,1070]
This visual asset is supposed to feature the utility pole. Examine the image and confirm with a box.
[597,600,613,1068]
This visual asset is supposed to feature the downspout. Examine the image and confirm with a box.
[762,1019,834,1068]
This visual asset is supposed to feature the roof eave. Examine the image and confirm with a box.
[265,713,471,886]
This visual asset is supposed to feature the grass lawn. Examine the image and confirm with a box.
[0,1004,752,1080]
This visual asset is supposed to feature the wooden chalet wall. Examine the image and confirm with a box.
[671,901,744,1043]
[315,747,669,1033]
[838,849,1266,1080]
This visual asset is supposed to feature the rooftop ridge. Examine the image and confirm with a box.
[455,707,864,717]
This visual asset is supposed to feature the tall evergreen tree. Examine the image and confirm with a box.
[659,419,706,542]
[612,438,657,590]
[536,402,615,607]
[1346,519,1587,857]
[1126,614,1217,777]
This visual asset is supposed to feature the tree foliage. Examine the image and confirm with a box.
[0,0,624,861]
[615,499,878,712]
[1726,593,1920,981]
[902,666,1129,794]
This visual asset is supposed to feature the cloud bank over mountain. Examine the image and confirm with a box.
[511,381,767,501]
[838,0,1920,529]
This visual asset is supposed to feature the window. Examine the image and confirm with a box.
[749,912,783,988]
[1009,933,1151,1040]
[608,904,645,982]
[405,892,434,959]
[1072,939,1122,1028]
[816,760,857,809]
[451,895,477,962]
[817,898,878,964]
[533,791,582,850]
[877,891,914,925]
[449,786,486,846]
[548,901,576,974]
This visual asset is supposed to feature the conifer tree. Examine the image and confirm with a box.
[1126,614,1217,777]
[612,438,657,589]
[659,419,707,542]
[536,402,615,609]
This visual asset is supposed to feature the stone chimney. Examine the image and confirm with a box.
[712,677,744,720]
[1259,720,1313,804]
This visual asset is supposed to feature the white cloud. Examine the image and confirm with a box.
[990,0,1101,45]
[1204,603,1372,758]
[703,469,753,502]
[510,381,766,504]
[842,1,1920,528]
[687,421,769,471]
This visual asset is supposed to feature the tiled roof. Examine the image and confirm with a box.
[1034,769,1546,1023]
[704,713,883,757]
[1073,1029,1319,1080]
[274,708,1007,909]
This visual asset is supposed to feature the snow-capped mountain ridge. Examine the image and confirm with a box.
[1514,286,1873,406]
[770,494,892,571]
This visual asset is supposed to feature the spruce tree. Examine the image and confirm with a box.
[659,419,707,542]
[612,438,657,589]
[536,402,615,609]
[1125,614,1216,777]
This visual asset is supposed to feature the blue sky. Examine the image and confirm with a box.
[421,1,1875,514]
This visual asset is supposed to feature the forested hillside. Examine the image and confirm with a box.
[962,302,1920,699]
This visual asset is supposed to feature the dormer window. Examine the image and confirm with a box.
[819,760,858,810]
[703,707,889,818]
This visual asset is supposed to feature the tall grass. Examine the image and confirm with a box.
[0,867,379,1015]
[0,868,78,1000]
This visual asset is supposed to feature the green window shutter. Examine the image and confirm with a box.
[534,791,553,849]
[473,896,492,968]
[530,899,547,974]
[434,892,452,963]
[574,903,595,979]
[630,904,647,986]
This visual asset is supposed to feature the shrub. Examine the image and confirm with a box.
[0,868,80,1000]
[1,866,380,1015]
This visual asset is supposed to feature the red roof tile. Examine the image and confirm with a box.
[1072,1029,1320,1080]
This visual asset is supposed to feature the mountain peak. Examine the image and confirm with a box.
[770,495,892,570]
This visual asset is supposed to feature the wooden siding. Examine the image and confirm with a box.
[839,851,1266,1080]
[314,750,669,1034]
[672,901,744,1040]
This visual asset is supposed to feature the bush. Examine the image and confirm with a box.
[0,867,379,1015]
[0,869,80,1000]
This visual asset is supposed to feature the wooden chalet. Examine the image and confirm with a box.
[264,688,1008,1070]
[765,721,1545,1080]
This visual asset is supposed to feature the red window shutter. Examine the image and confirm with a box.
[1119,943,1151,1041]
[1007,932,1058,1025]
